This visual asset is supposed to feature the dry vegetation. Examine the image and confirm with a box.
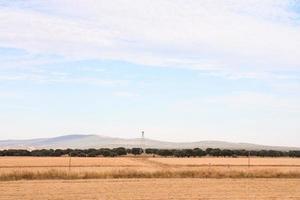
[1,157,300,181]
[149,157,300,166]
[1,157,300,200]
[1,179,300,200]
[2,168,300,181]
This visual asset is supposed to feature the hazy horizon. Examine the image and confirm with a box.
[1,133,300,149]
[1,1,300,147]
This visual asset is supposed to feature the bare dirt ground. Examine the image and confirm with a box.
[1,178,300,200]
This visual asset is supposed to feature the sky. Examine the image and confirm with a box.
[0,0,300,146]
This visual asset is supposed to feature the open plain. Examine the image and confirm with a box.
[1,156,300,177]
[1,179,300,200]
[0,157,300,199]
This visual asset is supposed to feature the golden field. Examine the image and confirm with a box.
[1,157,300,199]
[1,156,300,180]
[1,179,300,200]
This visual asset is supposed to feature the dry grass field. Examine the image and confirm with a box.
[149,157,300,166]
[1,156,300,180]
[1,157,300,199]
[1,179,300,200]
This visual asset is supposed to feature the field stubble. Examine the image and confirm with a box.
[1,157,300,200]
[1,179,300,200]
[0,157,300,180]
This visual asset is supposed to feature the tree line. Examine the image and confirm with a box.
[0,148,300,157]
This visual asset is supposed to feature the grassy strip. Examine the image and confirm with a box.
[1,169,300,181]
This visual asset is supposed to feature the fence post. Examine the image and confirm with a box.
[68,156,72,172]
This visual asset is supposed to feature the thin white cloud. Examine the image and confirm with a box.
[0,72,127,86]
[209,92,300,113]
[173,91,300,114]
[0,0,300,73]
[0,91,21,99]
[113,91,139,98]
[199,70,300,80]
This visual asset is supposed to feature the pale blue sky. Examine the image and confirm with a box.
[0,0,300,146]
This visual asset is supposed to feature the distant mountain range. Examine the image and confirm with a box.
[0,134,299,151]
